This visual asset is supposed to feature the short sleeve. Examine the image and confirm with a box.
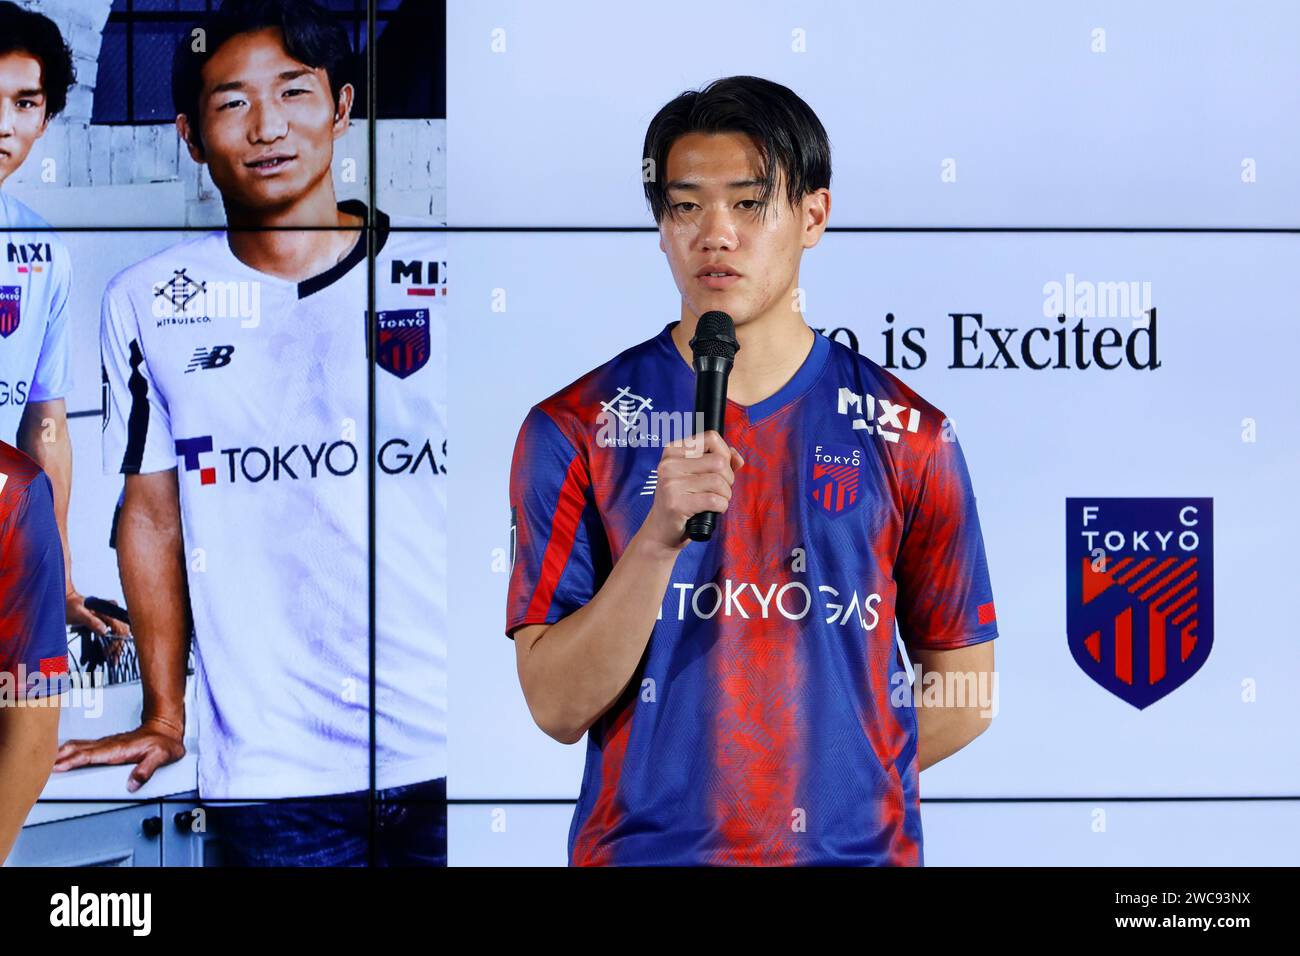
[27,244,72,403]
[894,427,998,651]
[0,470,70,700]
[505,406,603,638]
[100,281,175,475]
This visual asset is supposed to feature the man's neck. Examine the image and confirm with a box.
[670,308,816,408]
[224,192,364,283]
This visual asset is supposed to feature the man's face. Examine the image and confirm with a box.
[657,130,827,329]
[180,27,350,211]
[0,51,50,186]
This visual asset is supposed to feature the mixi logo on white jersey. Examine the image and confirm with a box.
[388,257,447,297]
[836,387,921,443]
[661,579,884,630]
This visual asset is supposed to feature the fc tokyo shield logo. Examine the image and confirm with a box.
[374,308,430,378]
[809,443,863,515]
[1066,498,1213,709]
[0,286,21,337]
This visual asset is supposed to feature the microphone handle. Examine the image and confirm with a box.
[685,513,716,541]
[685,355,732,542]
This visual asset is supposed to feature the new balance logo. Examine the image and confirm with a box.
[641,469,658,496]
[185,345,235,372]
[837,387,921,443]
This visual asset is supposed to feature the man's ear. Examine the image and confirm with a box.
[34,112,51,141]
[659,230,667,254]
[331,84,354,140]
[175,114,206,165]
[802,188,831,249]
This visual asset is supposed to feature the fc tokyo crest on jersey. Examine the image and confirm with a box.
[373,308,430,378]
[0,286,20,337]
[1066,498,1213,709]
[809,442,863,516]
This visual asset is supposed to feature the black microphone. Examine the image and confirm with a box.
[685,311,740,542]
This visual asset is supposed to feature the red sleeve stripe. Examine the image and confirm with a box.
[977,601,996,626]
[525,453,591,623]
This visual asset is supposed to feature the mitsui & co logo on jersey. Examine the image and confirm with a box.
[174,434,447,485]
[152,269,263,329]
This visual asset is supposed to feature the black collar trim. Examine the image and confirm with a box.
[297,199,392,299]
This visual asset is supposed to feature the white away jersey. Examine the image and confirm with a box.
[99,200,446,799]
[0,193,72,442]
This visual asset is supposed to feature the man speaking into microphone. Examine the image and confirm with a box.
[505,75,999,866]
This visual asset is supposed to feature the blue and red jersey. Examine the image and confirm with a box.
[0,440,70,702]
[506,322,998,865]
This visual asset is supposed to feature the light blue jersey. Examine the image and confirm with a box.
[0,193,72,442]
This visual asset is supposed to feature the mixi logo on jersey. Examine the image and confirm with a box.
[1066,497,1213,709]
[173,433,447,486]
[836,386,921,443]
[389,258,446,298]
[6,240,52,273]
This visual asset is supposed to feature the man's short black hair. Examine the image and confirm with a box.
[171,0,354,152]
[0,0,76,120]
[642,75,832,224]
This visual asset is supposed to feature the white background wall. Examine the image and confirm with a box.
[448,0,1300,228]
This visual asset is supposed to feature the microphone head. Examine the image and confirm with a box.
[689,311,740,361]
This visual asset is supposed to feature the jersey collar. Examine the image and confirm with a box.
[296,199,390,299]
[214,200,389,299]
[656,320,830,425]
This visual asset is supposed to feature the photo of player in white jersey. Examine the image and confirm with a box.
[50,0,446,867]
